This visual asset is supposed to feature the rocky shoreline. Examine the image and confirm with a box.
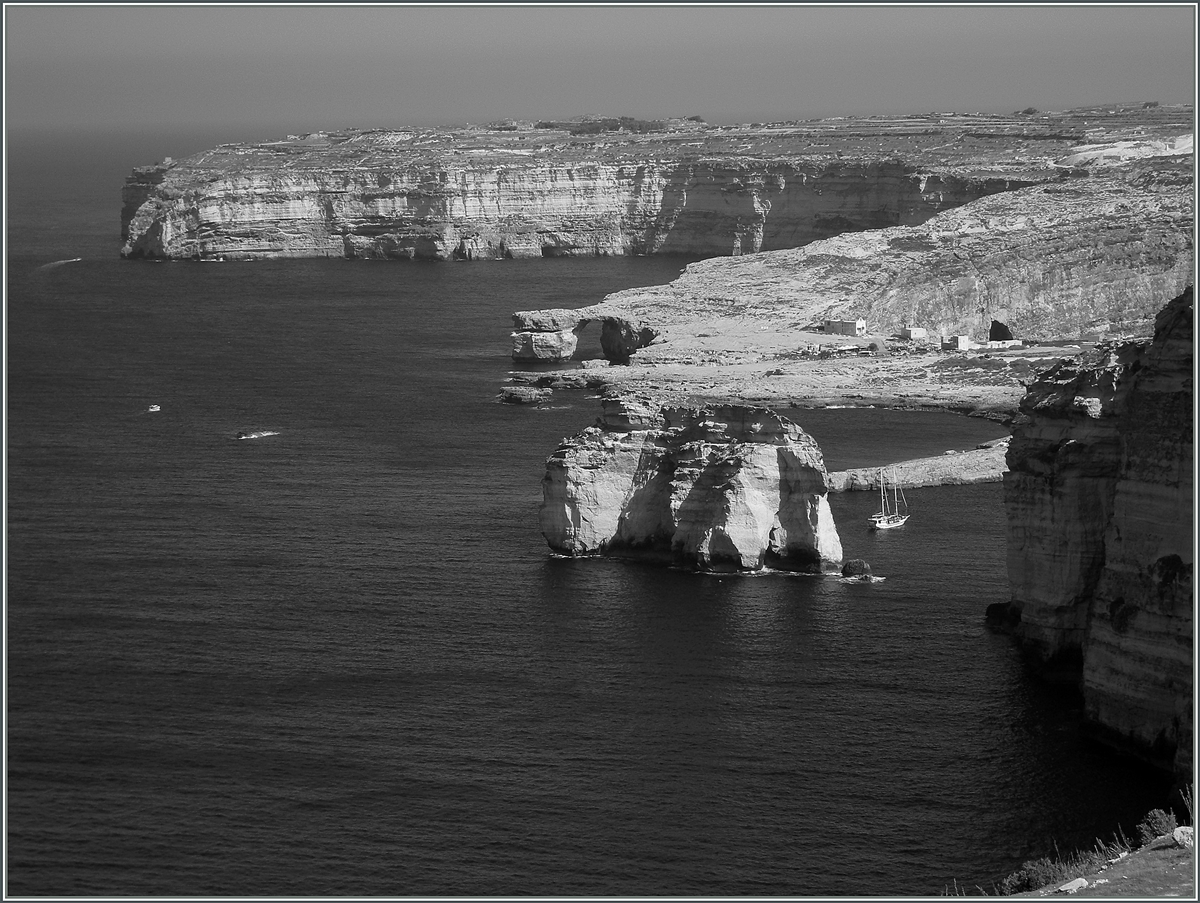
[828,437,1009,491]
[121,104,1191,263]
[121,103,1195,795]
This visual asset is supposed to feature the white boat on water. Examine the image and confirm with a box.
[868,466,909,530]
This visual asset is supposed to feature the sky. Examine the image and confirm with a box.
[4,2,1197,136]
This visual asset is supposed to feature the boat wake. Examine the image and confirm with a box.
[236,430,280,440]
[36,257,83,271]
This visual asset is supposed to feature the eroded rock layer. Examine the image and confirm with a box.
[540,400,843,573]
[121,154,1016,261]
[999,289,1193,776]
[120,106,1191,262]
[513,169,1193,360]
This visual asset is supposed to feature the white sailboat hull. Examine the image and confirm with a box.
[867,466,910,529]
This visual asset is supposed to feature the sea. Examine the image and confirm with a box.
[5,127,1173,898]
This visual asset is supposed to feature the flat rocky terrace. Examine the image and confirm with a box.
[510,339,1084,422]
[155,103,1192,182]
[502,104,1192,419]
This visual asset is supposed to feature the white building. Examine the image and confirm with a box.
[824,318,867,337]
[941,334,976,352]
[900,326,927,340]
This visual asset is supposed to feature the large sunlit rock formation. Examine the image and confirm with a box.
[512,169,1193,361]
[540,400,843,573]
[120,106,1191,262]
[120,144,1018,261]
[996,288,1193,777]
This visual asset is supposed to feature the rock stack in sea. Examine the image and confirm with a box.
[540,400,843,573]
[997,288,1193,777]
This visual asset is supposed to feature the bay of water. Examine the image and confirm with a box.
[5,130,1170,897]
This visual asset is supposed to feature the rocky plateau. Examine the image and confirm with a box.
[502,106,1191,424]
[122,105,1190,266]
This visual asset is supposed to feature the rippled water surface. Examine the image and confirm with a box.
[6,130,1171,896]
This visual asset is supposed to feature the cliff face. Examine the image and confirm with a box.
[121,146,1014,261]
[999,289,1193,776]
[512,171,1194,361]
[540,400,843,573]
[129,107,1198,262]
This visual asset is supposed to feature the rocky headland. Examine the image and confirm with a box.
[541,400,842,573]
[121,105,1190,263]
[827,437,1010,491]
[512,170,1191,363]
[121,105,1194,785]
[991,288,1193,779]
[502,107,1191,420]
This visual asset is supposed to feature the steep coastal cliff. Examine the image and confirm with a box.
[120,144,1019,261]
[540,399,843,573]
[120,106,1190,262]
[996,289,1193,777]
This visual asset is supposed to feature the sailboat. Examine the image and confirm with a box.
[868,467,909,530]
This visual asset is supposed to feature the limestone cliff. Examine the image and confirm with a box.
[512,170,1193,361]
[123,106,1193,262]
[996,288,1193,776]
[120,140,1019,261]
[540,400,843,573]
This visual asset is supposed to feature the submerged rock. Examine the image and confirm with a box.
[540,402,843,573]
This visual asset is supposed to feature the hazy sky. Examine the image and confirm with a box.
[5,3,1197,134]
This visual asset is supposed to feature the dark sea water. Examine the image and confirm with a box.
[6,130,1172,897]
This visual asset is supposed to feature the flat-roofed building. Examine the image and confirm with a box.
[941,334,976,352]
[824,318,866,337]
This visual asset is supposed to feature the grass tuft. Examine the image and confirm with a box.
[994,832,1134,895]
[951,788,1194,896]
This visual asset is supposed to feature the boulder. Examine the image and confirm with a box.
[841,559,873,577]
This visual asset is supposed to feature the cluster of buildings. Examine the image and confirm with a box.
[940,334,1023,352]
[818,319,1022,352]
